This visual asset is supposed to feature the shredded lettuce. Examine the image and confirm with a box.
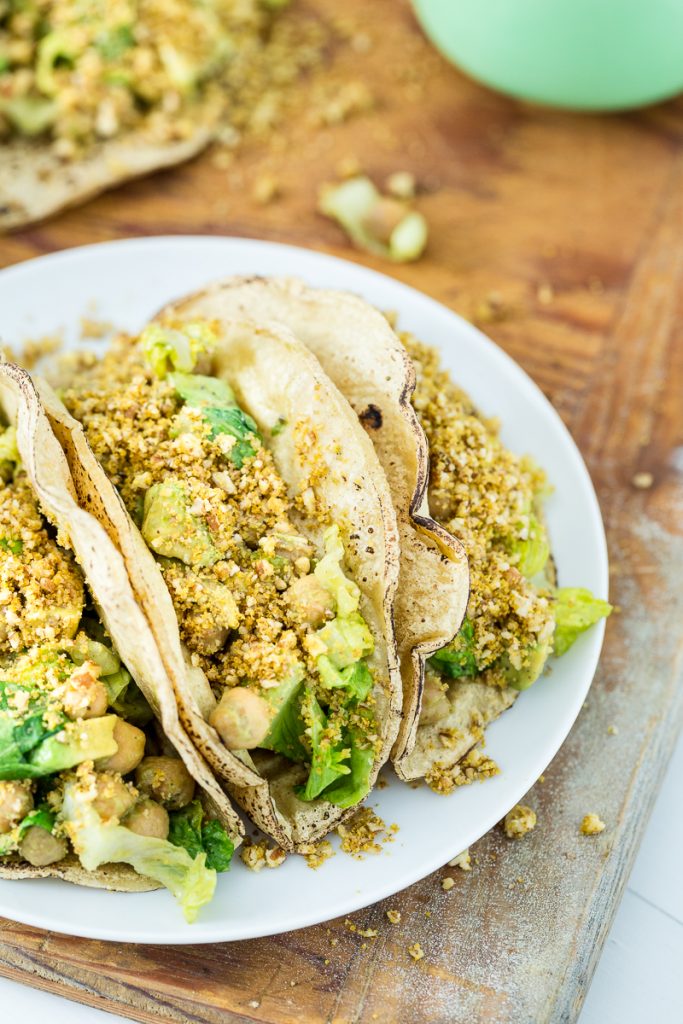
[62,779,217,922]
[168,799,234,872]
[0,804,57,857]
[429,618,479,679]
[314,525,360,617]
[554,587,612,656]
[107,669,154,727]
[18,805,56,837]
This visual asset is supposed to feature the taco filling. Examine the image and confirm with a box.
[400,335,612,791]
[61,320,383,811]
[0,0,261,155]
[0,424,233,920]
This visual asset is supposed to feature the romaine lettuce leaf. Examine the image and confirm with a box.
[554,587,612,656]
[62,779,217,922]
[323,733,374,808]
[105,668,154,727]
[299,688,350,801]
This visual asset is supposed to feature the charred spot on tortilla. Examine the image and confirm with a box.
[360,404,383,430]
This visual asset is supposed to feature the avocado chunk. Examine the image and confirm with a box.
[503,637,552,691]
[141,480,219,567]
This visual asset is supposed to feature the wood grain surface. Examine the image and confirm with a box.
[1,2,683,1022]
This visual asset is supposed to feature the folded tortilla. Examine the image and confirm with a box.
[162,278,470,780]
[41,318,402,851]
[0,114,215,232]
[0,361,243,890]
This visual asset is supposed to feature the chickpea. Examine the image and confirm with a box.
[95,717,146,775]
[19,825,67,867]
[91,772,137,821]
[61,661,109,720]
[284,574,335,628]
[420,671,451,727]
[124,799,170,840]
[209,688,273,750]
[135,756,195,810]
[0,780,33,834]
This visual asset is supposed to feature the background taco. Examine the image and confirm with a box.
[44,315,401,851]
[0,1,273,230]
[0,361,241,920]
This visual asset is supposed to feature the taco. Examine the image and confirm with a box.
[0,1,267,230]
[160,278,611,789]
[394,334,612,789]
[159,277,470,780]
[47,315,401,851]
[0,361,241,921]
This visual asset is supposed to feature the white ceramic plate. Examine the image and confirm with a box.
[0,237,608,944]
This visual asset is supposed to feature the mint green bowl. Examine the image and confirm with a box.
[413,0,683,111]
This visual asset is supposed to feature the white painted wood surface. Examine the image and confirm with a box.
[1,731,681,1023]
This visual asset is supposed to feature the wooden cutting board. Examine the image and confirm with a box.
[1,2,682,1021]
